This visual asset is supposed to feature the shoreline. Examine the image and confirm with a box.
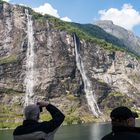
[0,121,111,130]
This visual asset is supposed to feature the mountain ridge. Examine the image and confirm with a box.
[94,20,140,56]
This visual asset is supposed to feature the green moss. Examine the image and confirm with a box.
[101,92,134,110]
[108,92,124,97]
[0,103,23,129]
[31,11,44,20]
[40,113,52,121]
[0,122,22,129]
[66,94,78,101]
[64,115,81,125]
[0,54,17,65]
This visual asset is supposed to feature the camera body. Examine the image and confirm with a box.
[36,103,43,112]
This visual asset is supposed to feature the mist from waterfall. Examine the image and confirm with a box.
[24,9,35,106]
[74,34,101,117]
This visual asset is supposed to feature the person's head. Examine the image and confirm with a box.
[24,104,40,121]
[110,106,138,127]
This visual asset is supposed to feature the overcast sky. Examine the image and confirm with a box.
[2,0,140,37]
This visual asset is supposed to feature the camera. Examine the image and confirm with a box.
[36,103,43,112]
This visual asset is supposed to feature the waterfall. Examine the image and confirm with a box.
[73,34,101,117]
[24,10,35,106]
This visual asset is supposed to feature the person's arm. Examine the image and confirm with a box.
[37,101,65,133]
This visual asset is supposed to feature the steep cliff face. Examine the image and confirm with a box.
[1,2,140,127]
[0,3,81,98]
[0,3,26,88]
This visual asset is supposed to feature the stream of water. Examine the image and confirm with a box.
[24,9,35,106]
[74,34,101,117]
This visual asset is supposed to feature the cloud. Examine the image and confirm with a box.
[33,3,72,22]
[98,3,140,30]
[33,3,60,18]
[61,17,72,22]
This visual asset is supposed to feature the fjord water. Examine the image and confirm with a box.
[0,123,111,140]
[2,120,140,140]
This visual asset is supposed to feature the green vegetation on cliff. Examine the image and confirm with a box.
[46,16,118,50]
[101,92,135,114]
[30,10,140,59]
[0,94,99,129]
[0,55,17,65]
[0,103,23,129]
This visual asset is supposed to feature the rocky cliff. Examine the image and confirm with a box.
[1,2,140,128]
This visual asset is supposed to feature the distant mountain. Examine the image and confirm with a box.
[94,20,140,56]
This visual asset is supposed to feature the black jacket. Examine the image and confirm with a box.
[13,104,65,140]
[101,126,140,140]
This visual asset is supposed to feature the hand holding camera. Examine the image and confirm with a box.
[37,101,49,112]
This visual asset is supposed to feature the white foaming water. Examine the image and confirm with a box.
[74,34,101,117]
[24,10,35,106]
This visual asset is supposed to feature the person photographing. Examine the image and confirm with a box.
[13,101,65,140]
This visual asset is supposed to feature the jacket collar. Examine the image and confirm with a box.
[112,126,136,133]
[23,120,38,126]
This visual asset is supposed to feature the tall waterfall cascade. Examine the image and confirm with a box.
[74,34,101,117]
[24,9,35,106]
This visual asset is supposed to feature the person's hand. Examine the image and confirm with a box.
[37,101,49,107]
